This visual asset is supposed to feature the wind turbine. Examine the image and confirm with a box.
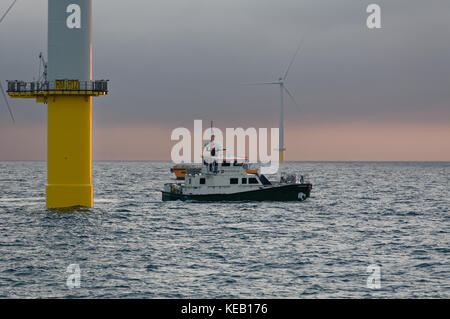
[246,38,304,163]
[0,0,18,123]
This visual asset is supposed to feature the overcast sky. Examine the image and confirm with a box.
[0,0,449,160]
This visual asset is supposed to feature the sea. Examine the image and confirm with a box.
[0,161,448,298]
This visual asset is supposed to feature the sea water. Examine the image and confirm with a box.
[0,161,448,298]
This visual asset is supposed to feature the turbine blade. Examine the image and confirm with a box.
[283,36,305,81]
[284,86,300,110]
[0,82,15,123]
[0,0,18,24]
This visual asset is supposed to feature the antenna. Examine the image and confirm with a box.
[38,52,48,82]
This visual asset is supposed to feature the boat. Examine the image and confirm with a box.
[162,156,312,202]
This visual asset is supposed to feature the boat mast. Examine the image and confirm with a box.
[279,81,284,163]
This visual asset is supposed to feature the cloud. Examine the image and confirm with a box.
[1,0,449,159]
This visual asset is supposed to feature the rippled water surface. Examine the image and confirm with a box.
[0,161,449,298]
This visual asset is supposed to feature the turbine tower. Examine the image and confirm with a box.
[247,39,303,163]
[5,0,108,208]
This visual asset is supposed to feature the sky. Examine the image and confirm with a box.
[0,0,449,161]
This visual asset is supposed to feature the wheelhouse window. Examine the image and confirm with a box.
[230,178,239,185]
[200,178,205,184]
[249,177,259,184]
[242,178,247,184]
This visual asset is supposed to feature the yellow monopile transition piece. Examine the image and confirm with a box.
[279,149,285,164]
[46,95,93,208]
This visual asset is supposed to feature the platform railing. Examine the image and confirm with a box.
[6,80,108,93]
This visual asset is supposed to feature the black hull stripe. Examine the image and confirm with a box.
[162,183,312,202]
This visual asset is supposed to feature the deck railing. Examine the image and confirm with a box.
[6,80,108,93]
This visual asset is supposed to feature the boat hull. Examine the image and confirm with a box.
[162,183,312,202]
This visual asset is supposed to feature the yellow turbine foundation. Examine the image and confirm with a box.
[46,96,93,208]
[279,150,285,164]
[6,0,105,208]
